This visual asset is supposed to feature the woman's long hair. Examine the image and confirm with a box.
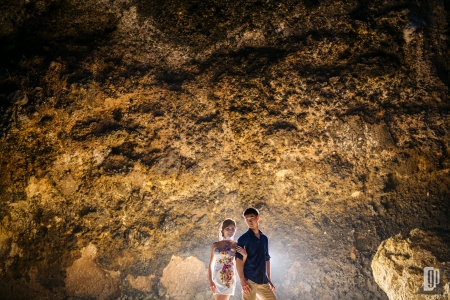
[218,218,236,240]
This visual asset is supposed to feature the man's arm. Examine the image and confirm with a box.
[236,236,251,294]
[266,260,275,291]
[236,257,246,281]
[236,257,251,294]
[265,238,275,291]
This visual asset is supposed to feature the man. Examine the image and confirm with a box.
[235,207,277,300]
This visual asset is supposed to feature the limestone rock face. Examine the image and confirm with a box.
[126,273,155,293]
[372,229,450,300]
[160,256,208,299]
[65,244,121,299]
[0,0,449,299]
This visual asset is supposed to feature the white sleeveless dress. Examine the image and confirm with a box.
[212,245,236,295]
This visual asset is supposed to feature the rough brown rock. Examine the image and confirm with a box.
[160,256,208,299]
[65,244,121,299]
[0,0,449,299]
[126,273,155,293]
[372,229,450,300]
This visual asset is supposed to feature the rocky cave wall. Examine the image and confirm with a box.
[0,0,450,299]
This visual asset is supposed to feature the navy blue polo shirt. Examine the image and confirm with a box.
[235,229,271,284]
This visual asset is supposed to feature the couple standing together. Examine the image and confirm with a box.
[208,208,277,300]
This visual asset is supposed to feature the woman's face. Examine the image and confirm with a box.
[223,224,236,239]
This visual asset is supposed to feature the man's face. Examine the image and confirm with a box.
[244,214,259,228]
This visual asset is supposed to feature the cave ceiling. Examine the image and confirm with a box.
[0,0,449,299]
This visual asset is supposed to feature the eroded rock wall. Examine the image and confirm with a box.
[0,0,449,299]
[372,229,450,300]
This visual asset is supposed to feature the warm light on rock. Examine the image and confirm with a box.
[160,256,208,299]
[65,244,121,299]
[0,0,449,299]
[372,229,450,300]
[126,273,155,293]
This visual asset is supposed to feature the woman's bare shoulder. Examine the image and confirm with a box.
[212,241,222,248]
[230,241,239,247]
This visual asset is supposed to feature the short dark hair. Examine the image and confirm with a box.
[243,207,259,217]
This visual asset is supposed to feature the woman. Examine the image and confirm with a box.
[208,218,247,300]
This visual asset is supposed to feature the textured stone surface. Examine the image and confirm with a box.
[160,256,208,299]
[372,229,450,300]
[0,0,449,299]
[65,244,121,299]
[126,273,155,293]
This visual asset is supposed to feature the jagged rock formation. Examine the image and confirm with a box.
[372,229,450,300]
[0,0,449,299]
[65,244,121,299]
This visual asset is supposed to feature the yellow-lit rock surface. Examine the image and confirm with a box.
[0,0,449,299]
[160,256,208,299]
[126,273,155,293]
[372,229,450,300]
[65,244,121,299]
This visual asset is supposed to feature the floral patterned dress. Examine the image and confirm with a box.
[212,244,236,295]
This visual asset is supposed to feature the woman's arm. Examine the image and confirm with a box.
[208,243,216,293]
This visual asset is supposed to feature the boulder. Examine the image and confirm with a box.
[372,229,450,300]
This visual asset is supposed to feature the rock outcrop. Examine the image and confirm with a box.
[0,0,449,299]
[372,229,450,300]
[65,244,121,300]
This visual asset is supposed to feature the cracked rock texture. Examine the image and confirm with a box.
[0,0,449,299]
[65,243,121,300]
[372,229,450,300]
